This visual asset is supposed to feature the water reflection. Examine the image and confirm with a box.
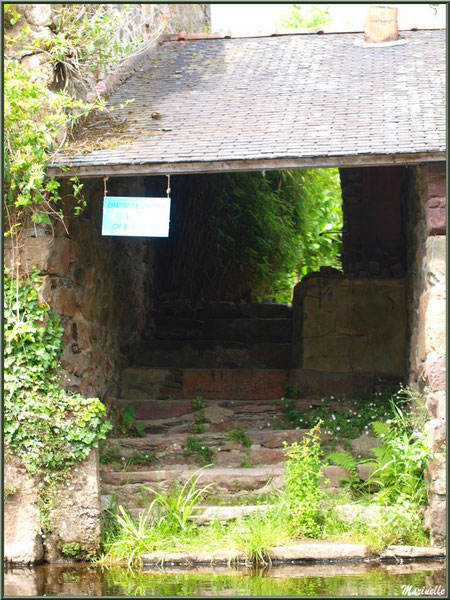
[4,560,446,597]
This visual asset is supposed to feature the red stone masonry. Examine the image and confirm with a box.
[423,163,446,236]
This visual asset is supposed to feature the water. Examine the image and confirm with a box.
[4,561,446,597]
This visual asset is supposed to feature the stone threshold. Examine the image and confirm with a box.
[141,542,445,566]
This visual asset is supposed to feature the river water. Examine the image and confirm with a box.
[4,560,446,597]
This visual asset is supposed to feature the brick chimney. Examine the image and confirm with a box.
[364,5,398,43]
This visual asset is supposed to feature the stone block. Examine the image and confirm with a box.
[51,286,77,316]
[48,237,71,277]
[425,197,446,236]
[425,236,446,288]
[268,541,369,561]
[417,293,446,361]
[24,4,53,27]
[250,447,285,464]
[293,277,406,377]
[426,178,446,200]
[381,545,445,558]
[424,355,446,393]
[22,237,52,272]
[183,368,288,400]
[425,391,446,420]
[425,419,446,454]
[4,460,43,565]
[43,449,102,561]
[424,496,447,546]
[351,433,381,458]
[323,465,350,487]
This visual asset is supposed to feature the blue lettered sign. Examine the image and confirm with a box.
[102,197,171,237]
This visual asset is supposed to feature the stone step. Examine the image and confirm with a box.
[119,504,275,524]
[129,340,292,369]
[155,300,292,320]
[103,428,323,455]
[100,465,350,508]
[154,317,292,343]
[112,397,289,434]
[101,428,332,470]
[121,367,289,400]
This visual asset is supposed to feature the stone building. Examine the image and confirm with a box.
[4,7,446,562]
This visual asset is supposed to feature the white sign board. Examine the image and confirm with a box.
[102,197,171,237]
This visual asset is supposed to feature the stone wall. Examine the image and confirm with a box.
[339,166,406,277]
[4,452,101,564]
[405,162,446,546]
[4,177,156,562]
[291,273,406,395]
[5,177,155,400]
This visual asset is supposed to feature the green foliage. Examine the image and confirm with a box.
[121,405,146,437]
[3,484,18,499]
[279,390,395,440]
[143,469,212,533]
[106,505,154,567]
[367,404,430,506]
[283,422,326,538]
[228,427,253,468]
[277,4,331,30]
[99,444,156,470]
[184,435,214,465]
[227,428,252,449]
[231,507,286,564]
[61,541,82,559]
[326,452,358,475]
[191,396,207,433]
[4,4,168,230]
[4,268,111,476]
[160,169,342,301]
[4,52,98,224]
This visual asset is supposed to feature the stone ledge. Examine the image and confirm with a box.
[140,542,446,566]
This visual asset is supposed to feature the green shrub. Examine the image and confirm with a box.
[283,422,326,537]
[4,268,111,475]
[143,468,212,532]
[184,436,214,465]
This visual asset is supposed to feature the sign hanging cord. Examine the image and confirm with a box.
[103,176,109,197]
[166,174,171,198]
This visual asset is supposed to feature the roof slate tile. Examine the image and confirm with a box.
[49,29,445,174]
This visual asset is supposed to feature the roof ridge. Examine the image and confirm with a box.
[159,28,445,43]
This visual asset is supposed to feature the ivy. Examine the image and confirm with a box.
[4,268,111,475]
[4,4,170,231]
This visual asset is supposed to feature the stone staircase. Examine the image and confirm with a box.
[100,301,353,517]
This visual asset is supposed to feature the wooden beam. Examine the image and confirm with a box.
[46,152,446,178]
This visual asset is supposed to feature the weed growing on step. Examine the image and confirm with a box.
[184,435,214,465]
[324,390,431,547]
[279,387,396,440]
[144,468,213,532]
[121,406,146,437]
[283,421,326,538]
[191,396,207,433]
[99,444,156,471]
[228,428,253,468]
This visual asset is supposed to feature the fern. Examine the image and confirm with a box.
[326,452,358,475]
[371,421,390,439]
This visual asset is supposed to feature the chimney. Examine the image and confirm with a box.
[364,5,398,43]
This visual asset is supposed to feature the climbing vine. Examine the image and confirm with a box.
[4,268,112,475]
[4,3,170,235]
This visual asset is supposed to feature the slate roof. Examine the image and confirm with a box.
[48,29,446,176]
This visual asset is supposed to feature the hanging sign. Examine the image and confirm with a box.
[102,196,171,237]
